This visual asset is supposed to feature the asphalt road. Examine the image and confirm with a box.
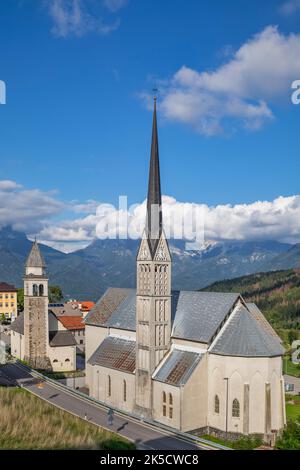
[1,362,214,451]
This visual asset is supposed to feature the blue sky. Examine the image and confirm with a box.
[0,0,300,249]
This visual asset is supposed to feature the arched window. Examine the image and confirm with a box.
[169,393,173,419]
[53,359,58,363]
[33,284,38,296]
[162,391,167,417]
[214,395,220,414]
[65,358,70,362]
[123,380,127,402]
[232,399,240,418]
[108,375,111,397]
[39,284,44,296]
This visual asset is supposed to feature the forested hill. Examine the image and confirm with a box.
[202,269,300,337]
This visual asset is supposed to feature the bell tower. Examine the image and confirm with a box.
[135,97,172,416]
[23,240,51,370]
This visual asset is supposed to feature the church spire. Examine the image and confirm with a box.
[146,96,162,256]
[25,239,46,269]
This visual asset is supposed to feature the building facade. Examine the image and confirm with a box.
[85,99,286,443]
[11,241,77,372]
[0,282,17,321]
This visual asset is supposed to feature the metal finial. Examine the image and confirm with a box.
[152,87,158,101]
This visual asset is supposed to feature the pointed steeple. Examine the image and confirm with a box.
[25,239,46,269]
[146,96,162,255]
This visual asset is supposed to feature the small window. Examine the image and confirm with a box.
[214,395,220,414]
[39,284,44,296]
[163,405,167,417]
[232,399,240,418]
[169,393,173,406]
[80,340,83,344]
[65,358,70,362]
[123,380,127,402]
[169,406,173,419]
[53,359,58,363]
[108,375,111,397]
[163,391,166,403]
[33,284,38,296]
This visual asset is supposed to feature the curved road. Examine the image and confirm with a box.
[1,363,217,451]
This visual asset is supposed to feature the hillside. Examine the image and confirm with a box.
[202,269,300,335]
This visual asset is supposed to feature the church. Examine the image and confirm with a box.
[85,98,286,442]
[11,240,77,372]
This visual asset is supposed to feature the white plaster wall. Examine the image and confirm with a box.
[152,381,181,429]
[89,364,135,413]
[181,354,208,432]
[207,354,285,435]
[85,325,108,363]
[48,345,76,372]
[11,331,25,360]
[171,337,208,350]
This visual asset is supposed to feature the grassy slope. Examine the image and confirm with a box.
[0,387,134,450]
[202,269,300,336]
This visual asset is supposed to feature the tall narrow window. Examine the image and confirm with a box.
[108,375,111,397]
[123,380,127,402]
[39,284,44,296]
[33,284,38,296]
[214,395,220,414]
[232,398,240,418]
[162,391,166,417]
[169,393,173,419]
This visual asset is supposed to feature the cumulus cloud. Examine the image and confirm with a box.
[2,180,300,250]
[0,180,64,233]
[279,0,300,15]
[149,26,300,135]
[37,194,300,247]
[48,0,120,38]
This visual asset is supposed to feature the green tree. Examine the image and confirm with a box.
[288,330,298,345]
[17,288,24,311]
[17,286,63,311]
[0,313,6,324]
[49,285,63,303]
[276,416,300,450]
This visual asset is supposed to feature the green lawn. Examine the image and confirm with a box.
[0,387,134,450]
[283,356,300,378]
[286,402,300,421]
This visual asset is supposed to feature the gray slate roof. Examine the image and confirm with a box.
[154,349,203,386]
[10,312,24,335]
[11,312,76,348]
[25,240,46,268]
[49,330,76,347]
[210,304,285,357]
[88,336,136,373]
[246,302,282,343]
[85,288,239,344]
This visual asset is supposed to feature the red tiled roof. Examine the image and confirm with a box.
[0,282,17,293]
[80,301,95,311]
[58,316,85,330]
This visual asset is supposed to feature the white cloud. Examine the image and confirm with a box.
[151,26,300,135]
[48,0,120,38]
[103,0,128,12]
[0,180,64,233]
[0,180,22,191]
[3,180,300,250]
[279,0,300,15]
[36,193,300,246]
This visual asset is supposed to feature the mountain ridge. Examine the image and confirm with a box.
[0,226,298,301]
